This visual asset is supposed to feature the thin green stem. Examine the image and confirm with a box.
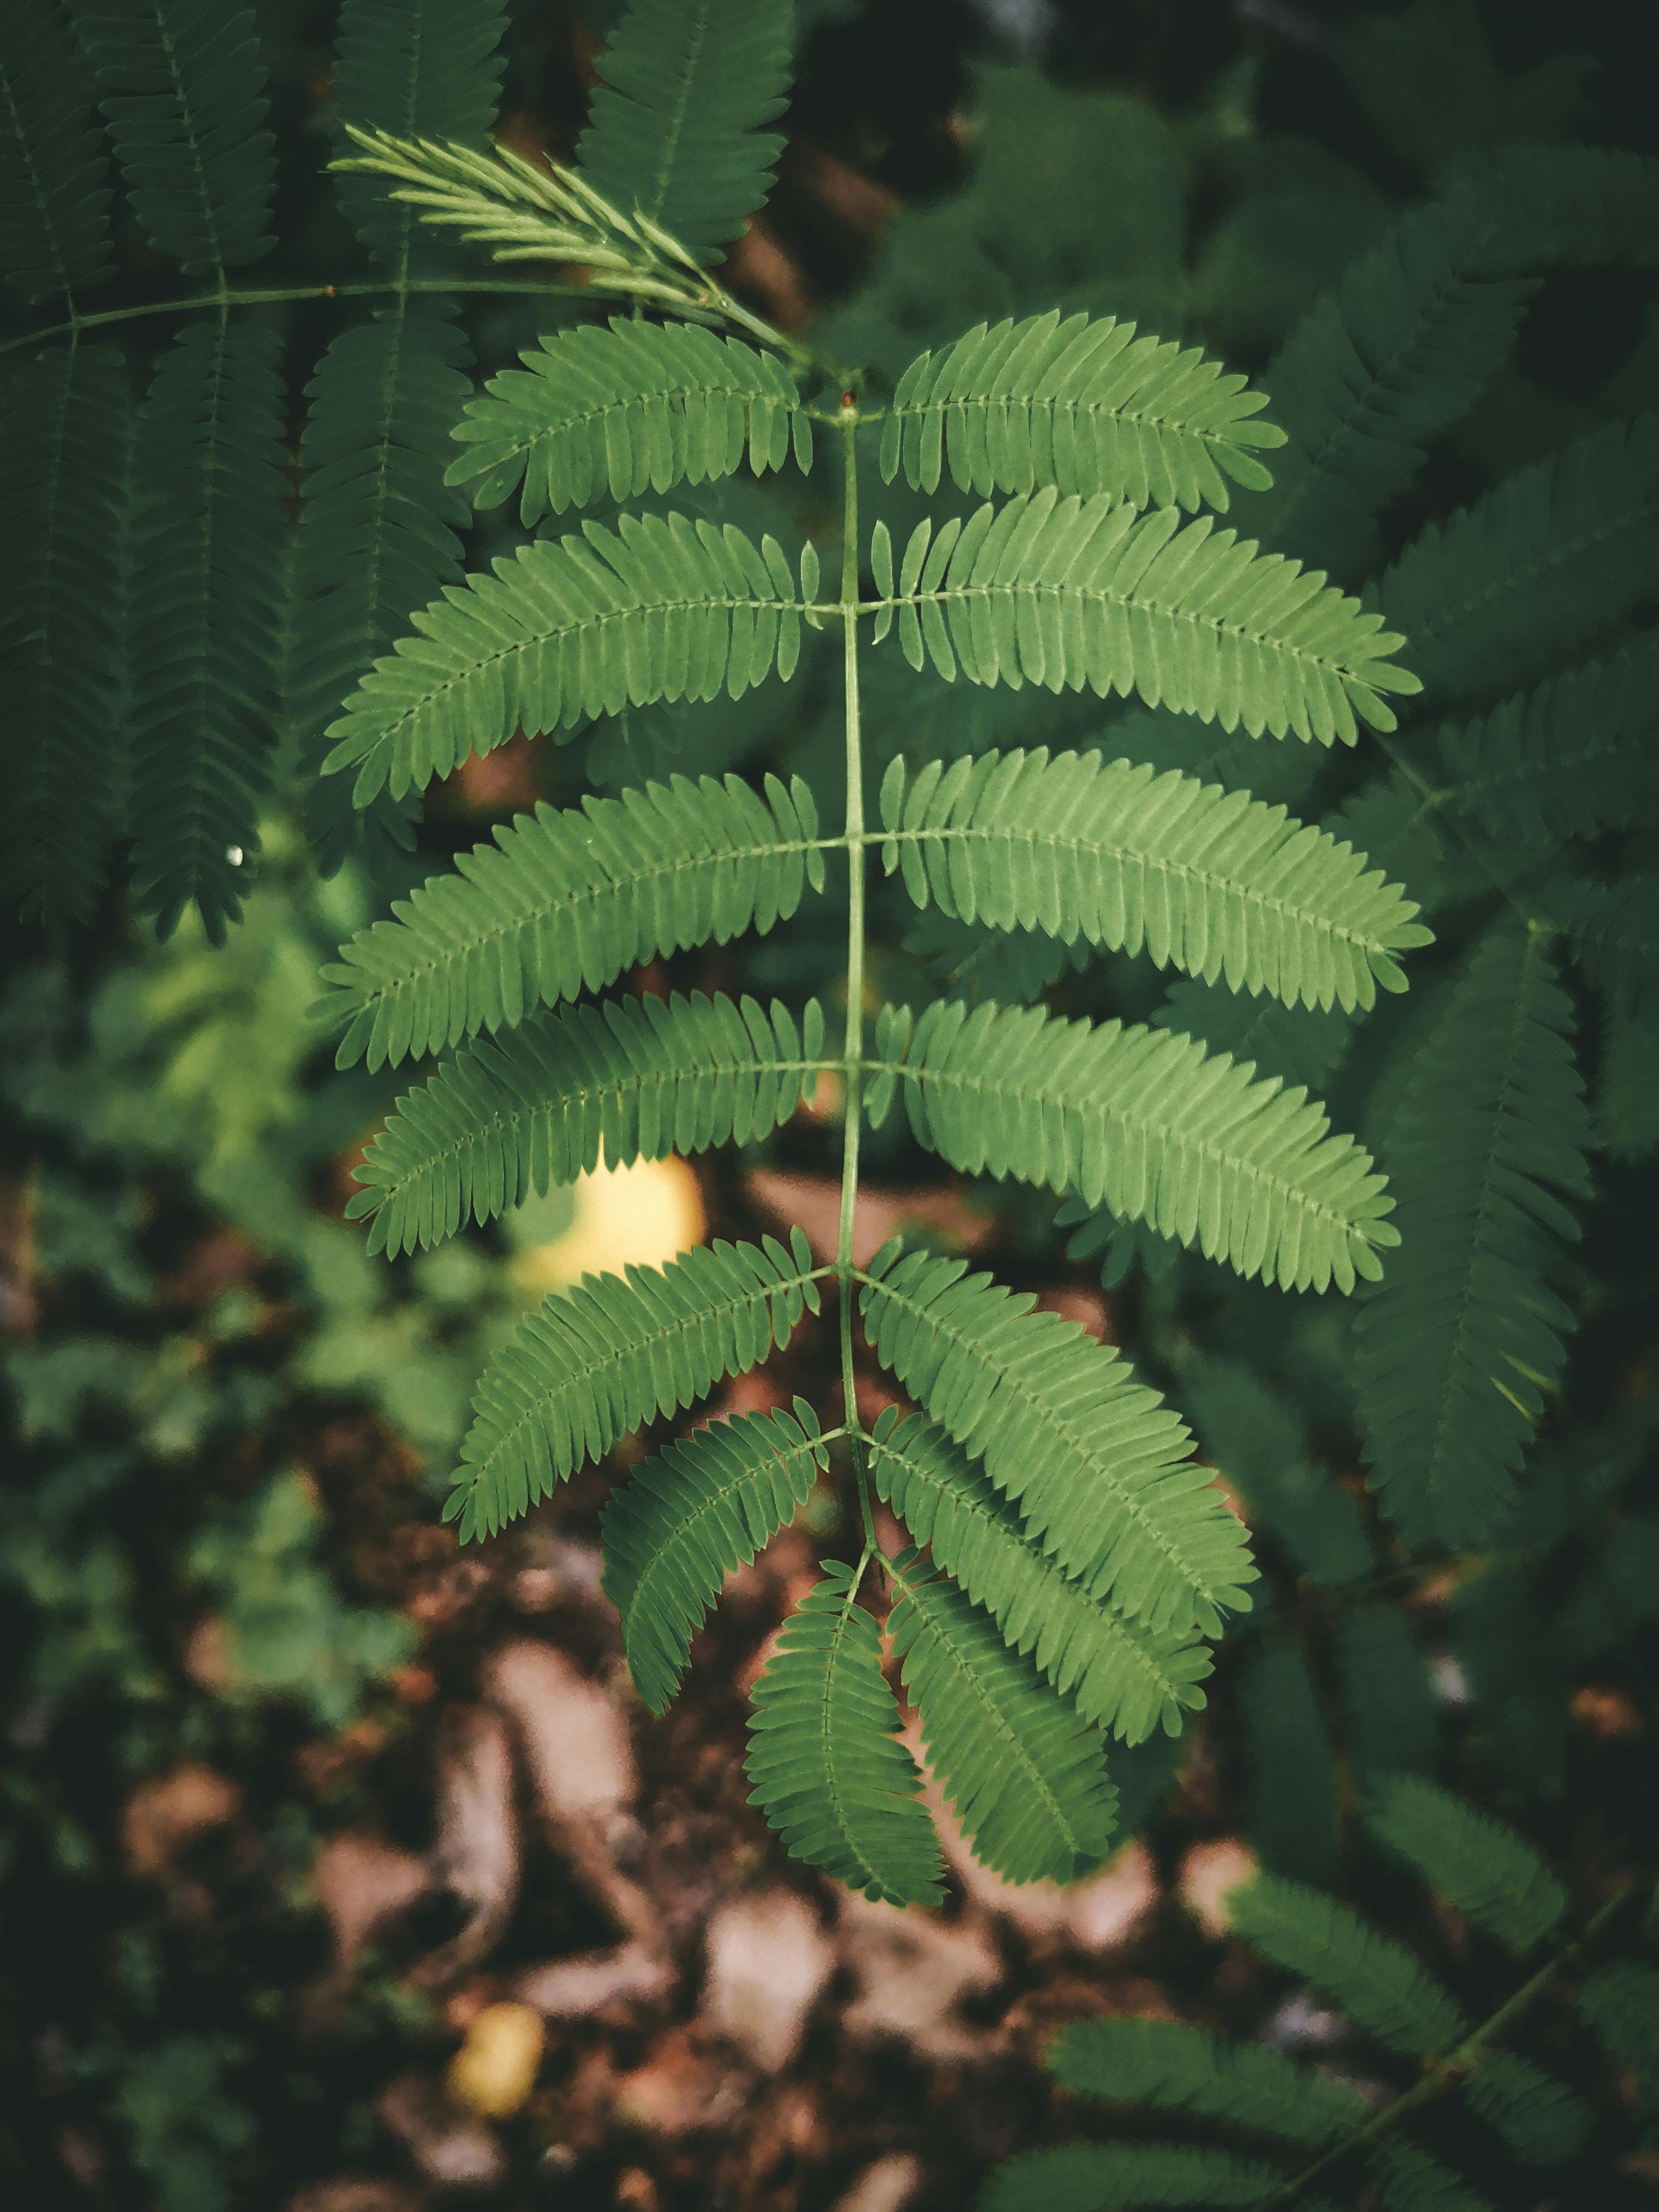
[836,399,878,1558]
[0,277,604,360]
[1265,1876,1645,2206]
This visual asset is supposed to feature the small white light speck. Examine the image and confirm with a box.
[225,845,244,866]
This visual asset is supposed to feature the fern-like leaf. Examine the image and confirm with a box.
[322,769,824,1070]
[448,1228,821,1540]
[1380,416,1659,699]
[1366,2138,1492,2212]
[1464,2049,1589,2164]
[1578,1962,1659,2132]
[351,989,825,1256]
[879,749,1429,1014]
[1354,925,1592,1546]
[604,1403,829,1712]
[1183,1359,1372,1589]
[332,0,508,265]
[1434,633,1659,846]
[745,1559,944,1907]
[882,998,1397,1294]
[880,309,1285,512]
[1239,186,1532,576]
[294,302,474,858]
[887,491,1419,743]
[1361,1772,1566,1953]
[1228,1874,1466,2059]
[448,318,809,522]
[890,1564,1118,1884]
[980,2142,1280,2212]
[870,1411,1210,1745]
[858,1244,1256,1638]
[575,0,792,265]
[323,510,815,804]
[77,0,275,273]
[127,317,289,941]
[0,4,112,301]
[1047,2015,1366,2147]
[0,346,130,934]
[1555,872,1659,1018]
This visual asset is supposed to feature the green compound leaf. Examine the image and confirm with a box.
[886,489,1420,744]
[448,318,809,522]
[879,748,1430,1014]
[881,308,1285,512]
[605,1403,830,1713]
[1361,1772,1567,1954]
[885,998,1397,1294]
[980,2141,1280,2212]
[1354,925,1592,1546]
[1228,1874,1467,2060]
[575,0,792,265]
[352,991,825,1256]
[1047,2014,1366,2147]
[890,1565,1118,1885]
[858,1244,1256,1640]
[79,0,275,274]
[323,511,814,804]
[448,1228,822,1540]
[746,1559,945,1907]
[0,4,114,302]
[322,771,824,1070]
[870,1411,1210,1745]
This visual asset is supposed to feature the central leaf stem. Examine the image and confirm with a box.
[836,401,879,1553]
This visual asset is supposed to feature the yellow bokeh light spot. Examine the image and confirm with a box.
[510,1154,707,1297]
[447,2001,545,2118]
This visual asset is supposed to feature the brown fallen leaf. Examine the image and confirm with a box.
[701,1889,835,2072]
[311,1830,432,1966]
[122,1763,239,1876]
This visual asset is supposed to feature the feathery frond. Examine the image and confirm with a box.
[127,317,289,941]
[882,997,1398,1293]
[576,0,792,265]
[869,1410,1211,1744]
[880,308,1285,512]
[879,748,1430,1013]
[0,4,112,300]
[1183,1360,1372,1588]
[1555,873,1659,1018]
[447,319,809,523]
[604,1403,829,1711]
[1380,416,1659,699]
[1047,2015,1366,2147]
[890,1564,1118,1884]
[322,770,824,1070]
[293,303,473,858]
[886,491,1420,743]
[322,510,816,804]
[981,2142,1281,2212]
[857,1243,1256,1638]
[448,1228,821,1540]
[1367,2138,1492,2212]
[0,346,130,934]
[745,1559,945,1907]
[350,990,826,1256]
[1153,977,1352,1100]
[1240,186,1531,576]
[1361,1772,1566,1953]
[1354,926,1592,1546]
[77,0,275,273]
[1227,1874,1467,2059]
[1578,1962,1659,2132]
[1464,2050,1589,2164]
[331,0,508,264]
[1433,634,1659,846]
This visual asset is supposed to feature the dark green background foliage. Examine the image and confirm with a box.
[2,3,1658,2209]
